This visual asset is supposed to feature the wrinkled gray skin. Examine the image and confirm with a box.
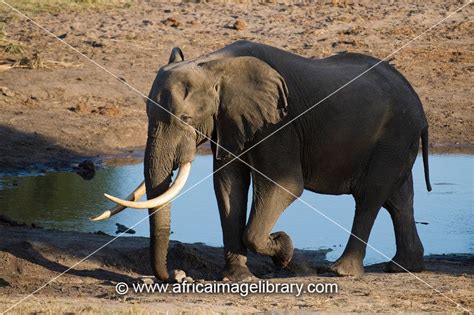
[145,40,431,281]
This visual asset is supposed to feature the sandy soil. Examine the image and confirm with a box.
[0,1,473,313]
[0,0,473,173]
[0,218,472,314]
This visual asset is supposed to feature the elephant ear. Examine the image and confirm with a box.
[168,47,184,64]
[209,57,289,160]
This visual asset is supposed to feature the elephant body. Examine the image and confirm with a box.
[207,41,429,278]
[210,41,429,196]
[102,40,431,280]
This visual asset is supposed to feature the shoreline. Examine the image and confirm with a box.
[0,143,472,177]
[0,217,472,313]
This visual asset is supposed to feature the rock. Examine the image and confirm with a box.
[0,86,15,97]
[138,276,156,285]
[171,269,186,283]
[115,223,136,235]
[84,40,104,48]
[0,215,26,227]
[73,160,96,180]
[0,278,11,288]
[162,17,180,28]
[76,159,96,180]
[231,19,246,31]
[67,103,90,114]
[93,105,121,117]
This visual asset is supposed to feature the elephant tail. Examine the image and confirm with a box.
[421,127,432,192]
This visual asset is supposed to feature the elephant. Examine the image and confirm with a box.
[91,40,432,281]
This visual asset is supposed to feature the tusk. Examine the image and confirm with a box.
[104,162,191,209]
[90,181,146,221]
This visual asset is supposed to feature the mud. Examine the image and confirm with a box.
[0,217,472,313]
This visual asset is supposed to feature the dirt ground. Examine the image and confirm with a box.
[0,0,473,313]
[0,0,473,172]
[0,218,472,314]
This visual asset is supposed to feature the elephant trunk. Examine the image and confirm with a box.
[148,203,171,281]
[144,135,174,281]
[144,113,197,281]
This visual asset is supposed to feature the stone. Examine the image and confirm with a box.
[183,276,194,283]
[232,19,246,31]
[139,276,156,285]
[171,269,186,283]
[0,86,15,97]
[162,17,180,28]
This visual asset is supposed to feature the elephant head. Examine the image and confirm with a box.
[91,47,288,281]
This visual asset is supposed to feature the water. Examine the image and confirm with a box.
[0,154,472,264]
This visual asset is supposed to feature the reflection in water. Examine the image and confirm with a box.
[0,154,472,264]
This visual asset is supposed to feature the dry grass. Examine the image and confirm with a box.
[13,52,46,69]
[0,0,133,15]
[0,0,132,64]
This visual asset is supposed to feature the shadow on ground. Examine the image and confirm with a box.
[0,125,93,174]
[0,217,472,288]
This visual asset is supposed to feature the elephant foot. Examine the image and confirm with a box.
[330,255,364,277]
[270,232,294,268]
[222,264,256,282]
[385,254,424,273]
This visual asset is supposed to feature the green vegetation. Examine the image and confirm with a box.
[0,19,24,57]
[3,42,24,54]
[0,16,25,57]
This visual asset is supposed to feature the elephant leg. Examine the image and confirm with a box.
[213,159,252,281]
[243,172,303,269]
[240,126,303,268]
[332,144,404,276]
[383,173,424,272]
[331,199,383,277]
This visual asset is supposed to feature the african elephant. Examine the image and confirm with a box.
[92,40,432,281]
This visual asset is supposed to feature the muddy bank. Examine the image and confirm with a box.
[0,217,472,313]
[0,0,473,173]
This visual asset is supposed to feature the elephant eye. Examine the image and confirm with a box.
[180,114,193,124]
